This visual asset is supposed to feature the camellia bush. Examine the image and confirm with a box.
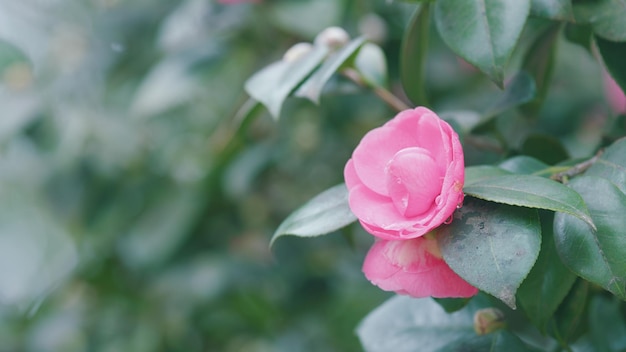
[244,0,626,351]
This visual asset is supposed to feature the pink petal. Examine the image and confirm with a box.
[363,237,478,298]
[386,147,444,217]
[344,159,360,191]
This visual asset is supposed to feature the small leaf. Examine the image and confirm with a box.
[270,184,356,246]
[438,198,542,309]
[596,36,626,95]
[573,0,626,42]
[295,37,366,103]
[585,137,626,195]
[357,294,539,352]
[554,176,626,300]
[434,0,531,86]
[463,174,595,229]
[516,212,577,332]
[245,45,328,119]
[354,43,388,88]
[401,4,430,105]
[465,165,512,185]
[530,0,574,21]
[484,71,536,118]
[498,156,549,175]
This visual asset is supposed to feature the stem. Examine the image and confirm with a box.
[550,150,604,183]
[342,68,411,112]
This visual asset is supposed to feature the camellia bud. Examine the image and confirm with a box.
[314,26,350,49]
[282,42,314,63]
[473,308,506,335]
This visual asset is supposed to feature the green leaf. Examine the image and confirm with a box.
[434,297,471,313]
[244,45,328,119]
[440,110,484,134]
[463,174,595,229]
[484,71,536,118]
[554,176,626,300]
[521,134,569,164]
[401,4,430,105]
[357,295,539,352]
[434,0,531,86]
[547,279,590,345]
[573,0,626,42]
[270,184,356,246]
[589,296,626,351]
[517,212,577,333]
[585,137,626,195]
[438,198,541,308]
[521,24,561,115]
[498,156,549,175]
[465,165,512,185]
[596,36,626,94]
[564,23,593,53]
[354,43,388,88]
[530,0,574,21]
[295,37,366,104]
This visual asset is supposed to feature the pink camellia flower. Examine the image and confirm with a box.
[604,70,626,115]
[344,107,464,240]
[362,234,478,298]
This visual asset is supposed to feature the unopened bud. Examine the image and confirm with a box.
[314,26,350,49]
[473,308,505,335]
[283,42,314,63]
[358,13,387,44]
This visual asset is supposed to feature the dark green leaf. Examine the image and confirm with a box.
[517,212,576,333]
[434,297,471,313]
[554,176,626,300]
[498,156,549,175]
[438,199,541,308]
[596,36,626,95]
[463,174,594,229]
[357,294,539,352]
[564,23,593,53]
[295,37,366,104]
[465,165,512,185]
[245,45,328,119]
[547,279,590,345]
[270,184,356,246]
[585,137,626,195]
[521,24,561,115]
[401,4,430,105]
[484,71,536,117]
[354,43,388,88]
[530,0,574,21]
[573,0,626,42]
[521,134,569,164]
[434,0,531,86]
[589,296,626,351]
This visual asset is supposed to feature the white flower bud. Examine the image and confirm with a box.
[282,42,314,63]
[358,13,388,44]
[314,26,350,49]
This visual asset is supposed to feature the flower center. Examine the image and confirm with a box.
[385,147,443,218]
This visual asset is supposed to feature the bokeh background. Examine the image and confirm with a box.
[0,0,616,351]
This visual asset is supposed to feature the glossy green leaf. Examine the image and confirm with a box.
[517,212,576,332]
[463,174,594,229]
[521,24,561,115]
[547,279,590,345]
[573,0,626,42]
[434,0,531,86]
[589,296,626,351]
[530,0,574,21]
[554,176,626,300]
[295,37,366,104]
[585,137,626,195]
[498,156,549,175]
[357,295,539,352]
[244,45,328,119]
[270,184,356,246]
[438,199,541,308]
[484,71,536,117]
[465,165,512,185]
[401,4,430,105]
[355,43,388,88]
[596,36,626,94]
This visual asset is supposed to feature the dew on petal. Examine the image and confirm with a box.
[444,215,454,225]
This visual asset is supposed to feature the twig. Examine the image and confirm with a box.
[550,149,604,183]
[342,68,411,112]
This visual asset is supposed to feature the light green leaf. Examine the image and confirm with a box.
[401,4,430,105]
[434,0,531,86]
[270,184,356,246]
[355,43,388,88]
[530,0,574,21]
[295,37,366,103]
[244,45,328,119]
[464,174,594,229]
[573,0,626,42]
[554,176,626,300]
[596,36,626,95]
[438,199,541,308]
